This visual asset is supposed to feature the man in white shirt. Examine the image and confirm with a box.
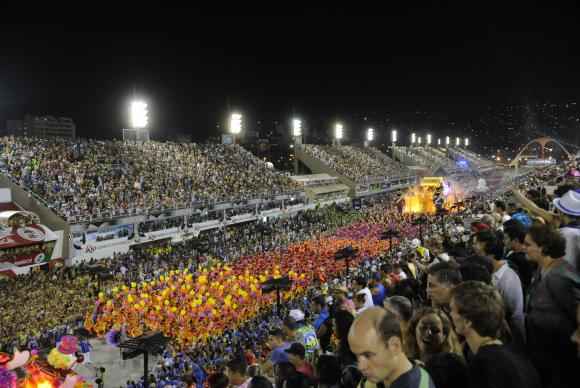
[353,276,375,310]
[474,230,525,347]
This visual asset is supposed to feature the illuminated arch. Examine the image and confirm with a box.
[510,137,573,166]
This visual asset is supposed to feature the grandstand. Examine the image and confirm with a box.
[0,137,322,266]
[297,144,416,196]
[0,137,301,222]
[448,146,496,171]
[392,146,458,175]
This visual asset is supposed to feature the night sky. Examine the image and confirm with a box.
[1,5,579,142]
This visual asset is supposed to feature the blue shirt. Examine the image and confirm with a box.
[314,308,330,330]
[372,283,386,306]
[270,342,290,364]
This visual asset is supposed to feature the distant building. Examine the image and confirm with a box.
[4,115,76,138]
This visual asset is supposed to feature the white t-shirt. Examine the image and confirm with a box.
[357,287,375,309]
[560,225,580,271]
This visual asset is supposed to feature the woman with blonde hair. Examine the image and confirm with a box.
[404,307,463,363]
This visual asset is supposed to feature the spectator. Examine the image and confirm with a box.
[352,277,374,310]
[248,376,273,388]
[424,353,469,388]
[404,307,463,363]
[450,281,541,388]
[553,190,580,271]
[311,296,332,352]
[369,273,387,306]
[503,219,535,294]
[524,224,580,387]
[284,343,315,380]
[348,308,435,388]
[274,362,297,388]
[331,310,357,370]
[288,309,320,362]
[426,262,462,311]
[354,294,368,315]
[459,262,492,284]
[473,230,526,347]
[315,355,341,388]
[383,296,414,334]
[226,356,250,388]
[330,286,355,315]
[262,328,290,376]
[493,200,511,223]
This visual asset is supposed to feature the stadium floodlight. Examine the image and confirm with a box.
[230,113,243,134]
[411,132,416,144]
[292,118,302,137]
[417,136,422,145]
[391,129,398,143]
[445,136,450,146]
[455,137,460,146]
[426,134,432,145]
[464,137,469,147]
[335,123,344,140]
[366,127,374,142]
[437,138,441,146]
[130,101,148,128]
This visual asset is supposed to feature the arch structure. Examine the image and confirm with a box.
[510,137,573,167]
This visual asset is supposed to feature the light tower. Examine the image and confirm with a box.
[123,100,150,141]
[391,129,398,158]
[334,123,344,145]
[365,127,374,147]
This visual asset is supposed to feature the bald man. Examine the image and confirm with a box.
[348,307,435,388]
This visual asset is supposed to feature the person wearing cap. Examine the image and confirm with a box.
[287,309,320,362]
[554,190,580,271]
[285,342,315,380]
[411,238,430,262]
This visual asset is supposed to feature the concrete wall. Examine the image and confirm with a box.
[0,175,70,261]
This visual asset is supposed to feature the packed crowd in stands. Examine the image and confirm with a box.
[303,145,404,183]
[1,156,580,387]
[0,137,300,221]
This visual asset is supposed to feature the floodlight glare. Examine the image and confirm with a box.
[292,118,302,137]
[464,137,469,147]
[335,123,344,140]
[445,136,450,146]
[367,127,374,142]
[437,138,441,146]
[230,113,243,134]
[426,134,432,145]
[411,133,416,144]
[418,136,422,145]
[455,137,460,146]
[130,101,149,128]
[391,129,398,142]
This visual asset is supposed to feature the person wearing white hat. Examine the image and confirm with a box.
[553,190,580,271]
[410,238,431,262]
[286,309,320,362]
